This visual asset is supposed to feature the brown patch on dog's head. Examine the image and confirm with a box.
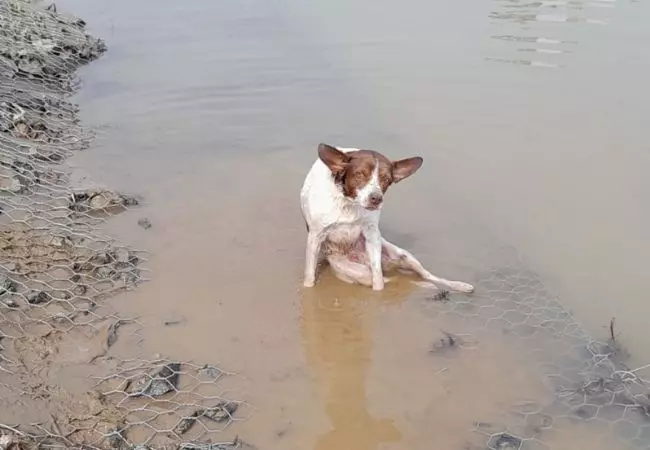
[318,143,423,207]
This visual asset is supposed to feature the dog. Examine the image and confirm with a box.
[300,143,474,292]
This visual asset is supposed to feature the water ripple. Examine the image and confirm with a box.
[487,0,617,68]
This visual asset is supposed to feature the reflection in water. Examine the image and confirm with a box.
[300,279,413,450]
[488,0,615,67]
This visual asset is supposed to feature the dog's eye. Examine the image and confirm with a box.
[379,175,392,191]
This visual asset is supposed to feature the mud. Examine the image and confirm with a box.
[0,1,246,448]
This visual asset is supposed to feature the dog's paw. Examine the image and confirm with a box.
[449,281,474,293]
[303,278,315,288]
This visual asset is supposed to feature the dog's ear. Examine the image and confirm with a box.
[318,143,349,175]
[392,157,423,183]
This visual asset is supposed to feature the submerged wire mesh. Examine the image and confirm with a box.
[0,1,249,448]
[423,246,650,450]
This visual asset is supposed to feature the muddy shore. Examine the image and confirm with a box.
[0,1,248,448]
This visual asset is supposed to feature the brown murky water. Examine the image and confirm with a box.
[51,0,650,448]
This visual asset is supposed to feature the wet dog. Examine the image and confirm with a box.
[300,143,474,292]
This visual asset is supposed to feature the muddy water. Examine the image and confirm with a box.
[55,0,650,448]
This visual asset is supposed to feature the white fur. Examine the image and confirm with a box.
[300,146,474,293]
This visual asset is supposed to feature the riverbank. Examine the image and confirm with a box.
[0,2,248,448]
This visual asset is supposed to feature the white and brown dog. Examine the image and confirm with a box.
[300,143,474,292]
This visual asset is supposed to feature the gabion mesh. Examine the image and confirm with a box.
[424,246,650,450]
[0,1,249,448]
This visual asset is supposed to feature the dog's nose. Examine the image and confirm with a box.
[368,192,383,207]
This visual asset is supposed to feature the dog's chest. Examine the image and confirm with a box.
[301,153,378,246]
[326,222,363,244]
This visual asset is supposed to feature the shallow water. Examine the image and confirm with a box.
[55,0,650,448]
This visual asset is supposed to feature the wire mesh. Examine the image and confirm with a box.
[423,246,650,450]
[0,1,250,448]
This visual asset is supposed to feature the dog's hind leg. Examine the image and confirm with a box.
[381,238,474,293]
[327,255,392,287]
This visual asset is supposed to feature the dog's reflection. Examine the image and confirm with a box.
[300,277,413,450]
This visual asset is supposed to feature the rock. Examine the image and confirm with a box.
[46,235,71,247]
[27,290,51,305]
[431,331,459,354]
[0,277,17,296]
[2,263,18,273]
[90,251,113,266]
[17,56,44,75]
[127,363,181,397]
[179,438,256,450]
[88,191,121,210]
[137,218,152,229]
[95,266,116,280]
[173,401,239,435]
[106,426,128,450]
[0,166,23,193]
[202,401,239,423]
[0,434,17,448]
[56,12,86,27]
[113,248,130,264]
[173,415,197,436]
[13,121,30,138]
[199,364,224,379]
[489,433,522,450]
[1,298,19,308]
[69,189,139,213]
[0,55,15,78]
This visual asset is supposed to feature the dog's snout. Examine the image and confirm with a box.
[368,192,383,207]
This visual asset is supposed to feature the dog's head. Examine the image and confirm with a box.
[318,143,423,211]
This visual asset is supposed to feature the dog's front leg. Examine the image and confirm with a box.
[304,231,324,287]
[363,227,384,291]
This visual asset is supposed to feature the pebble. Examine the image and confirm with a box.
[137,218,152,229]
[27,290,51,305]
[127,362,181,397]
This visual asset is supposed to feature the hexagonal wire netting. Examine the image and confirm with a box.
[0,1,250,448]
[422,245,650,450]
[476,0,650,447]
